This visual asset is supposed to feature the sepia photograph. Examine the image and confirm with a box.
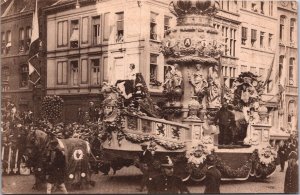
[1,0,298,194]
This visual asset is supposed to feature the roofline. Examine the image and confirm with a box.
[42,0,96,15]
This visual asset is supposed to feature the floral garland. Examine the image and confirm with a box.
[214,152,253,178]
[154,138,185,150]
[124,133,152,143]
[256,144,277,166]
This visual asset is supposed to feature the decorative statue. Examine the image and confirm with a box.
[243,107,260,145]
[189,64,208,103]
[206,66,221,109]
[163,64,184,106]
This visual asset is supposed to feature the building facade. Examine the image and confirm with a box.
[1,0,298,133]
[276,1,298,136]
[1,0,55,115]
[44,0,174,122]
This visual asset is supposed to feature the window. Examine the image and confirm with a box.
[57,61,68,85]
[81,59,88,84]
[70,20,79,48]
[269,1,273,16]
[20,64,29,88]
[26,27,32,51]
[6,30,11,53]
[241,65,247,73]
[268,33,273,48]
[260,1,264,14]
[92,16,101,45]
[70,60,79,86]
[150,12,158,40]
[290,18,296,42]
[251,2,257,12]
[1,32,5,54]
[164,16,171,38]
[229,67,236,88]
[150,54,158,84]
[57,21,68,47]
[280,16,285,42]
[116,12,124,43]
[223,27,229,55]
[279,56,284,80]
[2,67,9,92]
[242,0,247,8]
[241,27,247,45]
[82,17,89,44]
[289,58,295,85]
[229,29,236,56]
[19,28,25,52]
[251,29,257,47]
[260,32,265,48]
[91,59,100,85]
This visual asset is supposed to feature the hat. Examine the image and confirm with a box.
[141,143,148,147]
[161,156,174,167]
[288,151,298,160]
[136,83,143,87]
[206,154,216,166]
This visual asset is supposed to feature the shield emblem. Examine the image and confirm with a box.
[184,38,191,47]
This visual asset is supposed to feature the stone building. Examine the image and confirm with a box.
[276,1,298,136]
[1,0,56,115]
[1,0,298,132]
[43,0,174,121]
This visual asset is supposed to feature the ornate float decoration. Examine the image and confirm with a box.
[97,0,276,182]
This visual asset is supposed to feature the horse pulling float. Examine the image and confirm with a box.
[98,0,277,182]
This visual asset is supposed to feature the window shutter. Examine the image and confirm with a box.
[251,29,257,40]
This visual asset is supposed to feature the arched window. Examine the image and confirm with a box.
[280,15,286,41]
[290,18,296,42]
[289,58,295,85]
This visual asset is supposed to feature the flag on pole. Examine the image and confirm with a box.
[28,0,40,84]
[263,54,275,87]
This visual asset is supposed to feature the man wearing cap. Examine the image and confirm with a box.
[148,156,189,194]
[204,154,221,194]
[138,143,154,192]
[284,151,298,193]
[45,139,68,194]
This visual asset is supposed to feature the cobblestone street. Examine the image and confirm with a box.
[2,164,285,194]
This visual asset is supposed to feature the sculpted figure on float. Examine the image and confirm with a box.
[206,66,221,109]
[189,64,208,103]
[163,64,184,106]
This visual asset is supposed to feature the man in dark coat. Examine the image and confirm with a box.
[137,143,154,192]
[148,156,189,194]
[45,139,68,194]
[277,141,287,172]
[215,102,235,145]
[284,151,298,193]
[204,154,221,194]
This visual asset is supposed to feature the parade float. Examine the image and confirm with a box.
[97,0,277,182]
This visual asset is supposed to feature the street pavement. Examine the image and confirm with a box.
[2,164,285,194]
